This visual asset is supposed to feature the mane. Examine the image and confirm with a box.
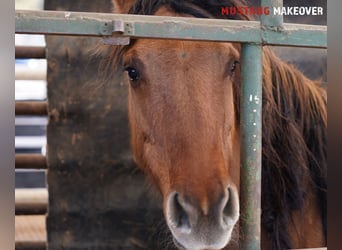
[260,49,327,249]
[106,1,327,249]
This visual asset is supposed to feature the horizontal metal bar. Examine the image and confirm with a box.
[15,46,46,59]
[15,10,327,48]
[15,101,47,116]
[262,23,326,48]
[16,10,114,36]
[15,154,47,169]
[15,241,46,250]
[15,189,48,215]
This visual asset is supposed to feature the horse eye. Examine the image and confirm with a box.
[125,67,140,82]
[230,60,239,74]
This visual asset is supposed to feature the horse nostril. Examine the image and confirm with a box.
[223,188,232,216]
[222,187,238,228]
[168,193,191,232]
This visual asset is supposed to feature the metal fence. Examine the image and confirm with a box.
[15,0,327,249]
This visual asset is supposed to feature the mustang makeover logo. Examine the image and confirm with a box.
[221,6,324,16]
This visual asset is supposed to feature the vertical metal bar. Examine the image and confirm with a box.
[240,44,262,250]
[260,0,283,28]
[240,0,283,248]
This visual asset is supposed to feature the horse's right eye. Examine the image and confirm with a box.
[125,67,140,82]
[230,60,239,74]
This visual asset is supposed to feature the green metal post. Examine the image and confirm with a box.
[240,44,262,250]
[261,0,283,29]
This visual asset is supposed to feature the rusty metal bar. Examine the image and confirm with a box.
[15,46,46,59]
[240,44,263,250]
[15,154,47,169]
[15,10,327,48]
[15,101,47,116]
[15,189,48,215]
[15,241,46,250]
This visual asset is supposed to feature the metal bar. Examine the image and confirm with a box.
[15,241,46,250]
[15,154,47,169]
[261,0,283,28]
[15,101,48,116]
[15,189,48,215]
[15,46,46,59]
[262,23,326,47]
[15,10,327,48]
[15,10,260,40]
[240,44,262,250]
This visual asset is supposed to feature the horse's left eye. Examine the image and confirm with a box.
[125,67,140,82]
[230,60,239,74]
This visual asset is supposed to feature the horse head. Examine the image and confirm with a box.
[112,1,243,249]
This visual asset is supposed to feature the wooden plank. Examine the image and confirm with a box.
[15,241,46,250]
[15,102,47,116]
[15,46,46,59]
[15,215,46,250]
[15,189,48,215]
[15,67,46,80]
[15,154,47,169]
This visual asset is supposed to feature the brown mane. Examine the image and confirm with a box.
[260,49,327,249]
[105,1,327,249]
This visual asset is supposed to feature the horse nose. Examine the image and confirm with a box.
[166,193,193,233]
[165,187,239,248]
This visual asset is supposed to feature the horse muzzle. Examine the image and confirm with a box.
[165,186,239,250]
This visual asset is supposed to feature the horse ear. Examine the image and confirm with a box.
[112,0,136,13]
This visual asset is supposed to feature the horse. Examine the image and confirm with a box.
[104,1,327,249]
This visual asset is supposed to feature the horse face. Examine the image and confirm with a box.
[124,38,241,249]
[117,5,241,250]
